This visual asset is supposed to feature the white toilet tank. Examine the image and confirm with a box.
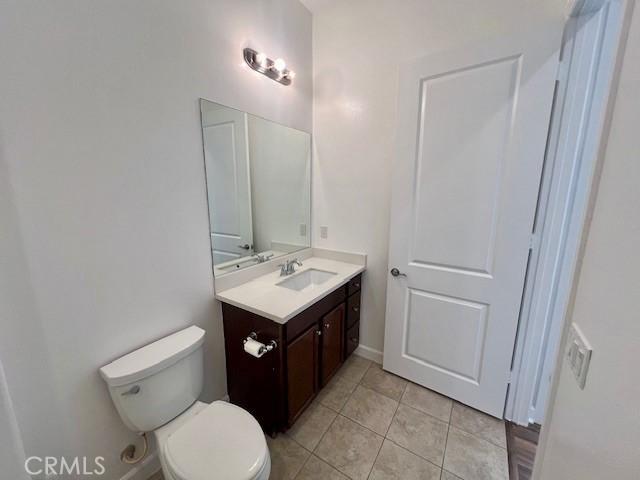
[99,326,205,432]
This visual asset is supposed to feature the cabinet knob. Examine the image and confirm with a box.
[352,307,359,313]
[354,283,360,288]
[350,337,358,343]
[324,322,330,329]
[316,330,322,336]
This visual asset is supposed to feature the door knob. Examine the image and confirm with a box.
[390,268,407,277]
[238,244,251,250]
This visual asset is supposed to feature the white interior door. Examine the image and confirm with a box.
[383,29,562,417]
[202,107,253,264]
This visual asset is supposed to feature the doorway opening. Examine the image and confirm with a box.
[505,0,632,428]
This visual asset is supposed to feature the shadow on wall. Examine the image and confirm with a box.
[0,137,72,465]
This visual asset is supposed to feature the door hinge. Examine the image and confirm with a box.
[506,371,513,384]
[529,233,540,251]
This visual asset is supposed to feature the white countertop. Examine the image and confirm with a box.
[215,256,365,323]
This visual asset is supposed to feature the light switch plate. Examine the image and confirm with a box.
[566,322,592,389]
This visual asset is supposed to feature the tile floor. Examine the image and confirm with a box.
[148,354,508,480]
[269,355,508,480]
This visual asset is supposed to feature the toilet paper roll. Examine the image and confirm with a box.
[244,338,266,358]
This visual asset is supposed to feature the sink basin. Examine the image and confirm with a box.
[277,268,337,291]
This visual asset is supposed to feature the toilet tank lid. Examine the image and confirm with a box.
[99,326,205,387]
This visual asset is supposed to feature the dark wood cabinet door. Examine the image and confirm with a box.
[321,303,345,386]
[287,324,319,425]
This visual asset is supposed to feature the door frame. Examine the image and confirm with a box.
[505,0,631,426]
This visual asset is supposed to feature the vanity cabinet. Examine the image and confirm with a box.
[221,273,362,435]
[286,324,319,425]
[320,303,344,386]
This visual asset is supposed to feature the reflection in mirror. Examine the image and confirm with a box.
[200,99,311,276]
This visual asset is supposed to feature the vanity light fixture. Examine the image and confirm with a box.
[243,48,295,86]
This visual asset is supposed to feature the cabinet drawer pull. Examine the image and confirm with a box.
[354,282,360,288]
[349,337,358,343]
[352,307,359,313]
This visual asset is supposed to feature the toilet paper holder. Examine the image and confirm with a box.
[243,332,277,356]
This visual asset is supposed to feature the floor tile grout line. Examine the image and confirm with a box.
[291,448,313,480]
[395,401,451,428]
[360,358,393,479]
[449,403,509,450]
[320,413,374,480]
[448,424,509,451]
[289,355,506,480]
[365,433,385,480]
[302,356,372,471]
[441,402,453,479]
[310,409,340,454]
[441,422,452,469]
[383,436,447,473]
[291,356,507,478]
[382,381,407,438]
[300,410,506,480]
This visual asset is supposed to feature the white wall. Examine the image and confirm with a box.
[0,0,311,478]
[536,3,640,478]
[0,361,29,480]
[310,0,566,352]
[248,116,311,253]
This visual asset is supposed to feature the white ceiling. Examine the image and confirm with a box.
[298,0,337,14]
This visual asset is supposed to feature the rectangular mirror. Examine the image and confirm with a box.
[200,99,311,276]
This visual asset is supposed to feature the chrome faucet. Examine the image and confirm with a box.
[279,258,303,276]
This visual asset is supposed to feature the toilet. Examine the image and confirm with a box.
[99,326,270,480]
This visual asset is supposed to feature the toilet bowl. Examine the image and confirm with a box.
[156,401,270,480]
[99,326,270,480]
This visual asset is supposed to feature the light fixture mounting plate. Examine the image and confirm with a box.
[243,48,292,86]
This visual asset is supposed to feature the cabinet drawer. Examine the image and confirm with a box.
[286,286,346,343]
[347,274,362,297]
[345,322,359,358]
[346,293,361,329]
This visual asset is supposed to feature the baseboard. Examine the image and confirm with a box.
[354,344,383,364]
[119,451,160,480]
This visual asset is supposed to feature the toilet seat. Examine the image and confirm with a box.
[163,401,268,480]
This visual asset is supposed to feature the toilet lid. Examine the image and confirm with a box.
[164,401,267,480]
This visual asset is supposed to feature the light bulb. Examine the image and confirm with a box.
[255,52,267,67]
[273,58,286,72]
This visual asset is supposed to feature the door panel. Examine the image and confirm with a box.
[383,29,562,417]
[321,303,344,386]
[287,325,319,425]
[410,57,519,274]
[202,106,253,263]
[405,289,488,383]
